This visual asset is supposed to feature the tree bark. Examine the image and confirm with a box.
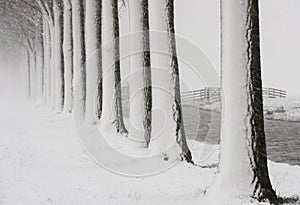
[85,0,102,123]
[63,0,74,113]
[128,0,152,147]
[72,0,86,120]
[50,21,56,110]
[31,44,37,102]
[100,0,127,135]
[36,16,45,103]
[33,16,44,104]
[25,46,31,98]
[53,0,65,112]
[149,0,192,162]
[166,0,192,163]
[213,0,276,202]
[44,19,52,106]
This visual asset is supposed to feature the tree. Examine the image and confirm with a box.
[63,0,74,112]
[24,45,32,97]
[149,0,192,162]
[128,0,152,147]
[37,0,56,110]
[211,0,276,202]
[72,0,86,120]
[100,0,127,135]
[34,15,45,103]
[0,0,40,100]
[53,0,65,112]
[85,0,102,123]
[43,13,52,105]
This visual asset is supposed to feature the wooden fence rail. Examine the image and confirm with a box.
[122,87,287,105]
[180,87,287,104]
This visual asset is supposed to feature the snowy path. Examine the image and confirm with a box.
[0,96,215,204]
[0,83,299,204]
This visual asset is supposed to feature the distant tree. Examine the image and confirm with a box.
[63,0,74,112]
[0,0,40,99]
[35,15,45,103]
[85,0,102,123]
[72,0,86,120]
[53,0,65,112]
[37,0,56,110]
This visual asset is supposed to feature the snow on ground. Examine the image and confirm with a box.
[197,98,300,123]
[264,98,300,122]
[0,73,299,204]
[0,101,299,204]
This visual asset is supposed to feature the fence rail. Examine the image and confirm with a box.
[180,87,287,104]
[263,87,287,99]
[122,87,287,105]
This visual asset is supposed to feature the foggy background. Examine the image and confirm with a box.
[175,0,300,98]
[1,0,299,98]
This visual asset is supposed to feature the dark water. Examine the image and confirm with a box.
[123,98,300,166]
[182,105,300,166]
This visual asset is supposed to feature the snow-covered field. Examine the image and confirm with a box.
[0,78,299,205]
[196,98,300,123]
[264,98,300,122]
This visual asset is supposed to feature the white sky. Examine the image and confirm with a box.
[175,0,300,98]
[1,1,299,97]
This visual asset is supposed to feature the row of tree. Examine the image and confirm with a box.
[9,0,193,163]
[0,0,280,203]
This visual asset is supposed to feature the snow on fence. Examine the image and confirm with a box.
[181,88,221,104]
[263,87,287,99]
[122,87,287,107]
[180,87,287,104]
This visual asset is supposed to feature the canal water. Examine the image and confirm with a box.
[182,105,300,166]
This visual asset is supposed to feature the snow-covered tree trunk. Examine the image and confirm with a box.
[53,0,65,112]
[35,16,45,103]
[100,0,127,135]
[128,0,152,147]
[25,39,34,99]
[42,18,48,102]
[212,0,276,202]
[149,0,192,162]
[166,0,192,162]
[50,22,56,110]
[25,47,31,98]
[85,0,102,124]
[31,44,37,102]
[63,0,74,112]
[72,0,86,120]
[44,19,52,105]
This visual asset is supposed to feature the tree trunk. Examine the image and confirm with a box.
[100,0,127,135]
[50,22,56,110]
[85,0,102,123]
[63,0,74,112]
[35,16,45,103]
[72,0,86,120]
[31,46,37,102]
[212,0,276,202]
[42,17,48,102]
[128,0,152,147]
[53,0,65,112]
[44,19,52,106]
[26,39,35,100]
[25,47,31,98]
[166,0,192,163]
[149,0,192,162]
[33,17,44,104]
